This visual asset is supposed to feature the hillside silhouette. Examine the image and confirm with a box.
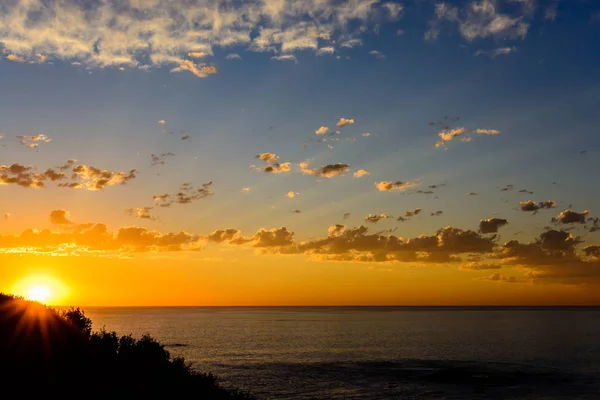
[0,293,256,399]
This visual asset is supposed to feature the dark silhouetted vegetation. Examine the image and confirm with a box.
[0,293,256,399]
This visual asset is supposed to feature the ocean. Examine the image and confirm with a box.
[80,307,600,399]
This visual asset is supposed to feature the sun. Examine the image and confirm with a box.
[27,286,51,303]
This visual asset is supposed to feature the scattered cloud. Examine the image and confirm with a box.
[125,207,156,220]
[151,152,175,166]
[226,53,242,60]
[271,55,297,63]
[460,262,502,271]
[479,273,521,283]
[362,132,371,137]
[171,60,217,78]
[158,120,166,125]
[475,47,517,58]
[404,208,422,217]
[426,0,531,42]
[4,213,10,220]
[188,52,206,58]
[317,47,335,55]
[353,169,370,178]
[369,50,386,59]
[242,188,251,192]
[286,191,296,199]
[300,162,350,178]
[152,182,214,207]
[253,152,291,174]
[337,118,355,128]
[315,126,329,135]
[181,135,190,140]
[519,200,556,212]
[375,180,420,192]
[365,213,391,223]
[17,134,52,148]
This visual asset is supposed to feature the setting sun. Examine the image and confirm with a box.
[26,286,51,303]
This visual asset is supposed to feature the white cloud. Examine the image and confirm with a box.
[475,46,517,58]
[362,132,371,137]
[426,0,531,42]
[340,38,363,48]
[226,53,242,60]
[0,1,401,70]
[316,46,335,55]
[369,50,386,59]
[271,55,297,63]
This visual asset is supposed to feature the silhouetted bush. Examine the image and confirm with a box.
[0,293,256,399]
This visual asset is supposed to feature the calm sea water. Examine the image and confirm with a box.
[80,307,600,399]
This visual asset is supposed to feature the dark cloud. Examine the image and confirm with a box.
[479,218,508,234]
[50,209,72,225]
[500,184,514,192]
[125,207,156,220]
[375,180,419,191]
[151,152,175,166]
[460,262,503,270]
[405,208,422,217]
[152,182,214,207]
[553,209,589,224]
[479,273,520,283]
[343,213,351,220]
[519,200,556,212]
[519,189,534,194]
[365,213,391,223]
[430,211,443,217]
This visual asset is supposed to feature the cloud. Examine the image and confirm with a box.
[299,162,349,178]
[343,213,351,220]
[434,127,467,148]
[353,169,369,178]
[226,53,242,60]
[519,200,556,212]
[435,127,500,148]
[125,207,156,220]
[271,55,297,63]
[253,152,291,174]
[368,50,386,59]
[315,126,329,135]
[4,213,10,220]
[316,46,335,55]
[151,152,175,166]
[460,262,502,270]
[70,165,137,191]
[545,2,558,21]
[50,210,72,225]
[171,60,217,78]
[479,273,521,283]
[426,0,531,42]
[188,52,206,58]
[475,47,516,58]
[336,118,355,128]
[404,208,422,217]
[365,213,390,223]
[152,182,214,207]
[375,180,420,192]
[158,120,166,125]
[362,132,371,137]
[553,209,589,224]
[286,191,296,199]
[17,134,52,148]
[430,211,443,217]
[0,0,403,71]
[479,218,508,234]
[242,188,251,192]
[181,135,190,140]
[340,38,363,48]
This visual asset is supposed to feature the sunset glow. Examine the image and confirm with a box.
[1,0,600,306]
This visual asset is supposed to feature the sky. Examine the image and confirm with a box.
[1,0,600,306]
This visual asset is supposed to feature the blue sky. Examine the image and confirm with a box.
[2,0,600,303]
